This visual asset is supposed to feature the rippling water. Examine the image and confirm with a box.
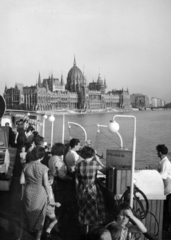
[44,109,171,169]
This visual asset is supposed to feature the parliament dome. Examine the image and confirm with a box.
[66,57,84,92]
[67,57,83,80]
[68,66,83,80]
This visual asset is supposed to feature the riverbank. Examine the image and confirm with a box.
[37,108,129,116]
[37,107,169,116]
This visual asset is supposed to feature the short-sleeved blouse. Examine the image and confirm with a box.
[22,161,49,231]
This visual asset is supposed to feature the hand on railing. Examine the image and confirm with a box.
[94,154,106,168]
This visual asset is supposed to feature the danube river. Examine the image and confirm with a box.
[44,109,171,169]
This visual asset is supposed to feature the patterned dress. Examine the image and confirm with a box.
[22,161,48,232]
[75,159,106,225]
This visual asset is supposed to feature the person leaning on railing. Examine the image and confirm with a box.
[75,146,107,238]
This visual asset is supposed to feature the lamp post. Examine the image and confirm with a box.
[108,115,136,208]
[68,122,88,143]
[49,115,55,147]
[62,113,65,144]
[97,123,123,148]
[42,114,48,138]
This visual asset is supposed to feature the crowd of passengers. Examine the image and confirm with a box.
[6,118,164,240]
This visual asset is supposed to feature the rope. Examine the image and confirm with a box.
[68,126,85,141]
[94,131,99,150]
[147,211,159,237]
[119,186,159,237]
[98,130,121,148]
[120,185,149,220]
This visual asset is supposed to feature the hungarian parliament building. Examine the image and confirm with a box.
[3,58,131,111]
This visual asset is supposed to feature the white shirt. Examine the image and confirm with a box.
[159,156,171,195]
[65,150,80,172]
[159,156,171,180]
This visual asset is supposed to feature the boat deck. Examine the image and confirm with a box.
[0,150,171,240]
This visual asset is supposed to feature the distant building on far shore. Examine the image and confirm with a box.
[130,93,165,108]
[3,57,131,111]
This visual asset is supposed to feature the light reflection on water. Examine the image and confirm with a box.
[44,110,171,169]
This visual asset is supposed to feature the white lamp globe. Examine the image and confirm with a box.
[43,114,48,119]
[49,115,55,122]
[108,120,120,133]
[27,112,30,116]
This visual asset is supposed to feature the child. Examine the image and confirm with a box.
[19,145,27,202]
[46,174,61,239]
[106,203,147,240]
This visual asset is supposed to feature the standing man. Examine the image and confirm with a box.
[156,144,171,195]
[156,144,171,227]
[65,138,81,177]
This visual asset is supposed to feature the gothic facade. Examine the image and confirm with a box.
[3,58,131,111]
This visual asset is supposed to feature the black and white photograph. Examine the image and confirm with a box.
[0,1,171,240]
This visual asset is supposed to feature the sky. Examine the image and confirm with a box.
[0,0,171,103]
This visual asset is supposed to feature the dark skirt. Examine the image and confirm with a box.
[77,182,106,225]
